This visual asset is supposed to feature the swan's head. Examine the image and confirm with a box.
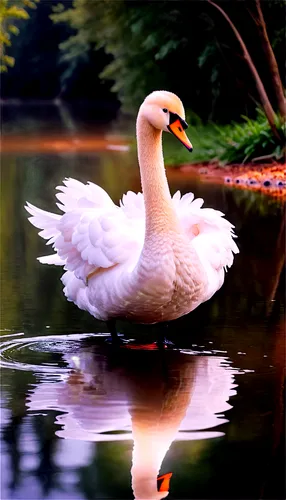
[131,469,172,500]
[139,90,193,151]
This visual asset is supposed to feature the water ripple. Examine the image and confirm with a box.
[0,333,106,374]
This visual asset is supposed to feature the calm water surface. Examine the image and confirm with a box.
[0,104,285,500]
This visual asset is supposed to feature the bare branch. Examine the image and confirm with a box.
[253,0,285,119]
[207,0,281,140]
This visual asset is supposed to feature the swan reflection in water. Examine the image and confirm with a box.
[27,346,240,499]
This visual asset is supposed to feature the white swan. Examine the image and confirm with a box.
[26,91,238,324]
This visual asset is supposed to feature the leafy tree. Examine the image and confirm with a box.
[0,0,40,72]
[1,0,285,150]
[0,0,119,103]
[51,0,285,125]
[51,0,185,111]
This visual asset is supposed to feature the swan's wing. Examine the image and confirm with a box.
[173,191,239,298]
[26,178,145,283]
[173,190,239,269]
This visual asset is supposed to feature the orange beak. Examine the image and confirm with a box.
[167,112,193,152]
[157,472,173,492]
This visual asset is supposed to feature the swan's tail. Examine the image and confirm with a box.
[25,202,65,266]
[61,271,102,318]
[25,202,100,317]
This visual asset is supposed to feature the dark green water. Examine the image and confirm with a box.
[0,104,285,500]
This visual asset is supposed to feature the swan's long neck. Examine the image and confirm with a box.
[136,114,178,238]
[131,425,172,500]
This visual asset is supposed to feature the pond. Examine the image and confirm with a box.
[1,103,285,500]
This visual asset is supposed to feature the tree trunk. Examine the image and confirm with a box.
[207,0,281,140]
[252,0,286,120]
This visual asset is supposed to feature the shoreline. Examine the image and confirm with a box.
[170,162,286,200]
[2,133,285,200]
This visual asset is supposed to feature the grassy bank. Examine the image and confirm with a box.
[164,123,222,165]
[164,113,285,167]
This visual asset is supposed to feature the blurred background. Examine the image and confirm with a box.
[0,2,285,500]
[1,0,285,164]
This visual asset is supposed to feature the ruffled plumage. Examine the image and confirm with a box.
[26,177,238,321]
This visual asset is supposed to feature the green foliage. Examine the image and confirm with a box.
[51,1,215,113]
[0,0,40,71]
[0,53,15,71]
[165,110,285,166]
[217,112,285,164]
[164,120,224,166]
[50,0,285,124]
[51,0,186,111]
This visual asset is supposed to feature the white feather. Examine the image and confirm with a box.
[25,180,238,321]
[38,254,65,265]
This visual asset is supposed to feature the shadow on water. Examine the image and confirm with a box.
[0,104,285,499]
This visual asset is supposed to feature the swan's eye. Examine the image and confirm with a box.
[162,108,168,113]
